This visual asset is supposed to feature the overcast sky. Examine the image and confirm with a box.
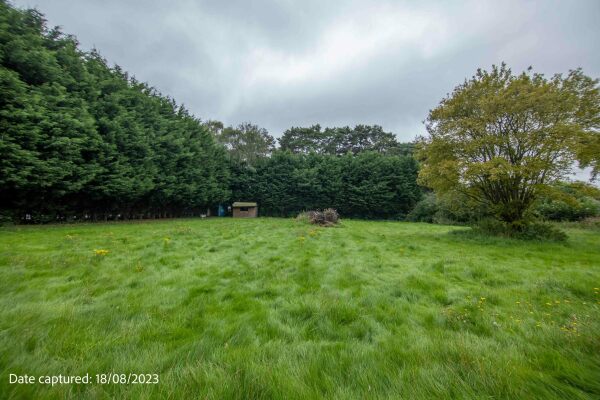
[13,0,600,142]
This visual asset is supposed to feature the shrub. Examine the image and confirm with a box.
[534,182,600,221]
[407,191,490,224]
[518,222,568,242]
[473,218,508,237]
[535,196,600,221]
[406,193,438,223]
[472,218,567,242]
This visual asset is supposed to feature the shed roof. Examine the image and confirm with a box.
[232,202,257,207]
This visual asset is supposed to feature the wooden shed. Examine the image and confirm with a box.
[232,202,258,218]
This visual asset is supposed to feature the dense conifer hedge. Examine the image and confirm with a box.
[0,1,421,223]
[0,2,230,222]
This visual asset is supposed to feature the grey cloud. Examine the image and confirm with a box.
[13,0,600,142]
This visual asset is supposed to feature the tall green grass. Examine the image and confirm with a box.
[0,219,599,399]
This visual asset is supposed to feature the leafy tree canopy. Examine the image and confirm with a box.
[417,63,600,224]
[279,124,413,156]
[212,122,275,166]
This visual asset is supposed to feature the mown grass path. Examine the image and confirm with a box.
[0,218,599,399]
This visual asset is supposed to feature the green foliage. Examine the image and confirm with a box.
[0,2,421,223]
[470,218,568,242]
[231,151,421,219]
[407,191,490,224]
[406,193,439,223]
[418,63,600,224]
[279,124,413,156]
[577,132,600,181]
[278,124,325,154]
[0,2,230,221]
[212,122,275,166]
[519,222,569,241]
[534,182,600,221]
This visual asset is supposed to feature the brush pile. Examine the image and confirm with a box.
[297,208,340,226]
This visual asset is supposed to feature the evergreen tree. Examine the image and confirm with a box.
[0,1,230,222]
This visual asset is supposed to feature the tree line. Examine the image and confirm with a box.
[229,151,420,219]
[2,2,597,228]
[205,121,421,218]
[0,2,421,223]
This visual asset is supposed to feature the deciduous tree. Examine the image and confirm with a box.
[417,64,600,225]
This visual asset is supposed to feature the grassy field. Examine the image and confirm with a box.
[0,218,599,399]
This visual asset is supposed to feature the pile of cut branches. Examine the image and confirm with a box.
[297,208,340,226]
